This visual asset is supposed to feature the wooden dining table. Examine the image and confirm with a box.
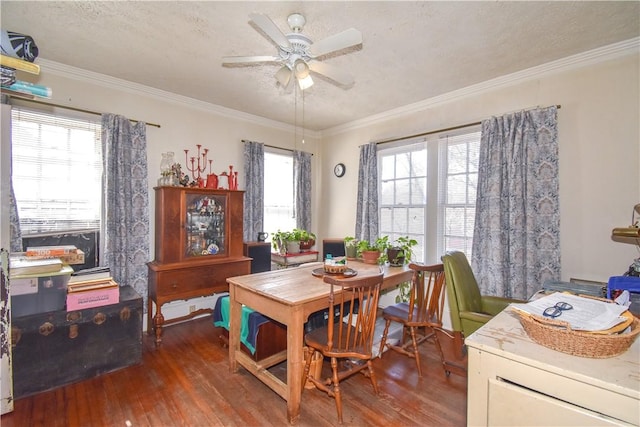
[226,260,412,424]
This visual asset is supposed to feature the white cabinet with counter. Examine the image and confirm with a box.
[466,310,639,426]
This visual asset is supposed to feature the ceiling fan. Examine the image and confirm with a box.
[222,13,362,91]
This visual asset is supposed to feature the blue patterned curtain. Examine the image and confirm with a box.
[472,106,559,300]
[242,140,264,242]
[294,150,312,231]
[9,176,22,252]
[355,142,379,242]
[101,114,149,308]
[3,102,22,252]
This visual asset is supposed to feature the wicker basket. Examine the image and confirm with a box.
[516,311,640,358]
[324,263,348,274]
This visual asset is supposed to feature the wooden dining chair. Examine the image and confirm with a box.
[302,270,384,424]
[378,262,446,377]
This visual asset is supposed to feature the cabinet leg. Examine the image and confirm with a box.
[153,310,165,346]
[147,299,154,335]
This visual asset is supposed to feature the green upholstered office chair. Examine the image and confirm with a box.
[442,250,524,340]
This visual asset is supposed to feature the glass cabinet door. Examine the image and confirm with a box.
[184,192,226,258]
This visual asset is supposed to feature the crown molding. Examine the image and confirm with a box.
[322,37,640,138]
[36,37,638,140]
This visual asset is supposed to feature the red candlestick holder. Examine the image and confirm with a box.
[184,144,209,180]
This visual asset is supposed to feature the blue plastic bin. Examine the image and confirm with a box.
[607,276,640,298]
[608,276,640,316]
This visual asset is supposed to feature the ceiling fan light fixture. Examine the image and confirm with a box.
[287,13,306,32]
[275,66,292,86]
[293,59,310,79]
[298,74,313,90]
[224,13,359,91]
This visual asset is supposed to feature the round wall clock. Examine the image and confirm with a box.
[334,163,346,177]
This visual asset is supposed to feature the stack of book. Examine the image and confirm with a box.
[66,267,120,311]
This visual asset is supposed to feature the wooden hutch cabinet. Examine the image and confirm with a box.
[148,186,250,345]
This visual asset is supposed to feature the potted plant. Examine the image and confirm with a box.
[272,229,315,254]
[284,230,301,254]
[386,236,418,267]
[272,230,288,255]
[357,236,390,264]
[295,229,316,251]
[344,236,358,259]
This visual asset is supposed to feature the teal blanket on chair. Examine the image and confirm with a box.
[213,293,271,354]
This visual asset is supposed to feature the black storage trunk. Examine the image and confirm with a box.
[11,285,143,398]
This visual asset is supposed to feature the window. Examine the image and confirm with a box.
[11,107,102,235]
[378,128,480,263]
[263,149,295,236]
[438,132,480,259]
[379,143,427,262]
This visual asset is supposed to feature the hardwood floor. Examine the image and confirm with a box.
[2,317,467,426]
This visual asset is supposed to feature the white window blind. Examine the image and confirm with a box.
[11,107,102,235]
[379,141,427,262]
[263,149,295,236]
[437,131,480,259]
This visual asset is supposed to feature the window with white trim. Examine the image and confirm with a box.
[378,128,480,263]
[263,149,295,237]
[11,107,102,236]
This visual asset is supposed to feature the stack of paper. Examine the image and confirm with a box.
[9,256,63,276]
[511,293,629,332]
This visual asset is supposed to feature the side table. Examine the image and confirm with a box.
[271,251,319,269]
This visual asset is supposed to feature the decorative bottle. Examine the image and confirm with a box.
[159,151,177,186]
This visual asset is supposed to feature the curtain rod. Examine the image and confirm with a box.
[376,104,561,146]
[7,96,161,128]
[242,140,313,155]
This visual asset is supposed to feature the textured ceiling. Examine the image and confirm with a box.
[1,1,639,131]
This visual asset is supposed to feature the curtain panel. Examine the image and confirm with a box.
[9,182,21,252]
[294,150,312,231]
[355,142,379,242]
[472,106,560,300]
[242,140,264,242]
[101,114,150,309]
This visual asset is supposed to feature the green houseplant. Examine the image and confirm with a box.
[386,236,418,267]
[272,228,316,254]
[388,236,418,302]
[356,236,390,264]
[294,229,316,251]
[272,230,289,255]
[344,236,358,259]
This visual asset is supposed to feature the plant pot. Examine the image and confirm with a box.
[299,239,315,252]
[285,241,300,254]
[361,250,381,264]
[345,245,358,259]
[387,247,405,266]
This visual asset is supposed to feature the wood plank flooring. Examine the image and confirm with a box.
[2,317,467,426]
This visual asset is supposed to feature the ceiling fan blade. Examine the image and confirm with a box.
[308,28,362,58]
[249,13,291,50]
[308,60,355,86]
[222,55,280,65]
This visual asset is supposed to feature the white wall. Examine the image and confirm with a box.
[319,51,640,284]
